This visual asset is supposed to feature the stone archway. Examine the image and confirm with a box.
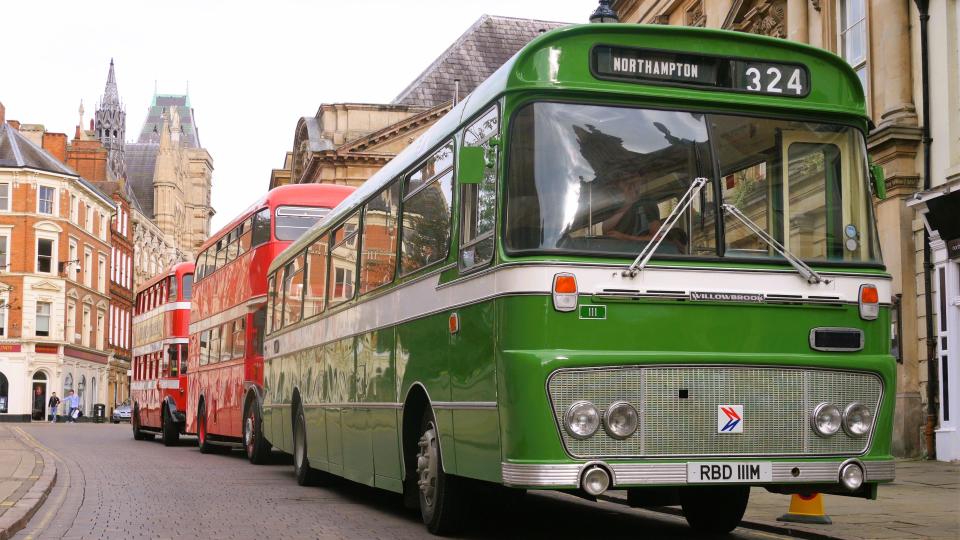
[0,371,8,414]
[31,371,47,421]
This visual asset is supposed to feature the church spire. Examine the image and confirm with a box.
[103,58,120,107]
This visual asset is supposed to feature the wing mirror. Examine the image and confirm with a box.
[870,163,886,200]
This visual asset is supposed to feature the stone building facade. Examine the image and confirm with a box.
[610,0,959,459]
[0,106,116,420]
[272,15,566,191]
[127,94,214,259]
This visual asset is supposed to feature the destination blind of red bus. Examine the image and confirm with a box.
[593,46,810,97]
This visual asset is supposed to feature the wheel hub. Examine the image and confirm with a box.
[416,422,438,507]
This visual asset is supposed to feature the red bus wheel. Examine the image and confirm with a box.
[198,403,215,454]
[244,402,270,465]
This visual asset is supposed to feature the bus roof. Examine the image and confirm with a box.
[197,183,355,255]
[272,24,868,274]
[137,261,195,295]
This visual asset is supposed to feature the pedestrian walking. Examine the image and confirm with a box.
[47,392,60,423]
[65,390,80,423]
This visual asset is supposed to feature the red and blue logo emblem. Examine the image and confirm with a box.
[718,405,743,433]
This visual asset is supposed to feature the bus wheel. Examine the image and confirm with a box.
[416,410,464,535]
[198,403,216,454]
[132,406,151,441]
[161,406,179,447]
[244,402,270,465]
[293,402,319,485]
[680,485,750,534]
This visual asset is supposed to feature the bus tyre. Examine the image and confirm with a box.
[161,406,179,447]
[132,406,151,441]
[680,485,750,535]
[293,402,319,486]
[416,410,465,535]
[244,401,270,465]
[198,403,216,454]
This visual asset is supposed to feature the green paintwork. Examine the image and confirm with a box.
[457,146,485,184]
[261,23,893,498]
[871,163,887,200]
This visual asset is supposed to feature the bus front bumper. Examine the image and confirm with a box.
[502,458,895,489]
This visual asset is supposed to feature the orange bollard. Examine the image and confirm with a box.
[777,492,833,524]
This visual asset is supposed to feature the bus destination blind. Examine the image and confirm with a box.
[592,45,810,97]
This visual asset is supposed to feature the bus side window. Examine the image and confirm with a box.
[221,322,233,362]
[182,273,193,300]
[199,330,210,366]
[233,318,245,359]
[274,268,287,332]
[328,213,361,307]
[304,235,329,318]
[168,345,179,377]
[283,255,305,326]
[267,275,278,334]
[239,217,253,254]
[209,325,221,365]
[226,228,239,263]
[401,141,455,274]
[360,181,400,295]
[460,105,499,271]
[180,343,188,374]
[251,208,271,247]
[167,276,178,303]
[252,307,266,357]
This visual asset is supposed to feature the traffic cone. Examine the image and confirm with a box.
[777,492,832,524]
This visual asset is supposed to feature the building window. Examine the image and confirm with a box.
[0,234,8,271]
[36,302,51,337]
[85,206,94,233]
[38,186,55,215]
[82,306,91,347]
[83,248,93,288]
[98,255,106,293]
[0,294,7,337]
[70,194,78,222]
[0,183,9,211]
[96,310,105,349]
[68,240,78,281]
[67,302,76,343]
[839,0,868,94]
[36,238,55,273]
[99,212,107,240]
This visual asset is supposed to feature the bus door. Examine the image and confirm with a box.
[449,103,502,480]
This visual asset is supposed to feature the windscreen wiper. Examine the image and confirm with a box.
[722,203,830,285]
[623,177,708,277]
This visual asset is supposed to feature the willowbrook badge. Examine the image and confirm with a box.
[690,291,765,303]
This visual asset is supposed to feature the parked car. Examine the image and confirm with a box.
[111,402,131,423]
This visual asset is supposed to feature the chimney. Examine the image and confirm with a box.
[0,102,4,125]
[7,120,20,131]
[42,132,68,163]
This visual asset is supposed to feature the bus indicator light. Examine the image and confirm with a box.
[859,284,879,320]
[553,273,578,312]
[448,312,460,335]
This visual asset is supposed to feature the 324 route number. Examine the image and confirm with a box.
[736,62,809,97]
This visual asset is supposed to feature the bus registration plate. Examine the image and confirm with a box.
[687,462,772,483]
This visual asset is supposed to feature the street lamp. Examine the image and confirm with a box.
[590,0,619,23]
[58,259,81,275]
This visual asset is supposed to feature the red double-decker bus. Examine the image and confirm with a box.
[187,184,354,461]
[131,262,194,446]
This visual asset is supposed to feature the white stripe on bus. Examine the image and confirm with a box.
[189,295,266,335]
[265,263,891,360]
[133,302,191,325]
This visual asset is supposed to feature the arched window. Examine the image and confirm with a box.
[64,372,73,394]
[33,371,46,380]
[0,371,8,413]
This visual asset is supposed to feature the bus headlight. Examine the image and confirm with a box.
[565,401,600,439]
[840,462,864,491]
[604,401,638,439]
[811,402,842,437]
[843,402,873,437]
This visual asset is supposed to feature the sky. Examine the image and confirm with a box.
[2,0,591,231]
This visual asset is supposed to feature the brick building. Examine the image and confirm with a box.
[0,102,116,421]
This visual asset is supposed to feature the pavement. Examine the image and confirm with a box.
[0,421,957,539]
[606,458,960,540]
[0,425,56,540]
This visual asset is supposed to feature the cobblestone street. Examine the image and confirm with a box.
[10,423,801,540]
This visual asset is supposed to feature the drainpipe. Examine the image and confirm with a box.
[914,0,937,459]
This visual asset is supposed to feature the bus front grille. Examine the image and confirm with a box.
[547,366,882,459]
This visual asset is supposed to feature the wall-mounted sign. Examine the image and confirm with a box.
[592,45,810,97]
[35,344,59,354]
[0,344,21,353]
